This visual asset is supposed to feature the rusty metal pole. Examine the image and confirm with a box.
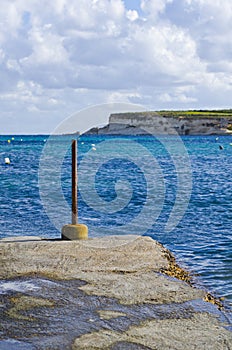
[62,138,88,240]
[72,139,78,225]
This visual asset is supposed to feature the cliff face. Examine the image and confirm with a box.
[85,112,232,135]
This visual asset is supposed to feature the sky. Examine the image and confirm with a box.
[0,0,232,134]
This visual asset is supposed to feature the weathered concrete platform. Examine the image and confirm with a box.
[0,235,231,349]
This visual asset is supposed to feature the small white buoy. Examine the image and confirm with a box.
[215,137,219,141]
[81,142,84,145]
[11,137,15,140]
[7,139,11,144]
[91,143,95,147]
[92,147,96,151]
[21,139,23,141]
[4,157,10,164]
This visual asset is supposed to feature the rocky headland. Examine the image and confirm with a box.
[0,235,231,349]
[85,110,232,136]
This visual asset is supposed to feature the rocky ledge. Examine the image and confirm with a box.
[0,235,231,349]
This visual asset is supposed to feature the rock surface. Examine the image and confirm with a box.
[0,235,231,349]
[73,313,231,350]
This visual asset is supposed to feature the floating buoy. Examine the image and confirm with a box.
[219,145,224,150]
[7,139,11,144]
[11,137,14,140]
[4,157,10,164]
[215,137,219,141]
[91,143,95,147]
[21,139,23,141]
[81,142,84,145]
[230,143,232,146]
[92,147,96,151]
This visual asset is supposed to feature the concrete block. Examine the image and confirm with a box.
[62,224,88,240]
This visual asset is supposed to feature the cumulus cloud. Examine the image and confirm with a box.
[170,1,232,63]
[141,0,173,17]
[0,0,231,133]
[126,10,139,21]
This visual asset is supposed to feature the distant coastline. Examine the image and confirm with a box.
[84,109,232,136]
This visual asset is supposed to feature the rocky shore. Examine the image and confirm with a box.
[85,111,232,136]
[0,235,231,349]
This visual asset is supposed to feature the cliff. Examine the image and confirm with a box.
[85,110,232,135]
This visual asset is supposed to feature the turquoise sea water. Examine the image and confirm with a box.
[0,134,231,309]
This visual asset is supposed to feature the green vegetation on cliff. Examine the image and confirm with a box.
[157,109,232,119]
[111,109,232,120]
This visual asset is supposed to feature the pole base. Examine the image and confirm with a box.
[62,224,88,240]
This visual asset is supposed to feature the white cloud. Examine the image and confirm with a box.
[141,0,173,17]
[129,23,205,80]
[107,90,141,103]
[0,49,5,63]
[0,2,22,36]
[21,25,69,65]
[0,0,231,133]
[181,0,232,63]
[159,92,197,103]
[126,10,139,21]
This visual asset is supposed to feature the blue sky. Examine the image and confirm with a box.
[124,0,142,12]
[0,0,231,134]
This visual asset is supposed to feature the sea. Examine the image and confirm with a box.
[0,134,231,310]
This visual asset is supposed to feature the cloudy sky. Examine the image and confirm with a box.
[0,0,232,134]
